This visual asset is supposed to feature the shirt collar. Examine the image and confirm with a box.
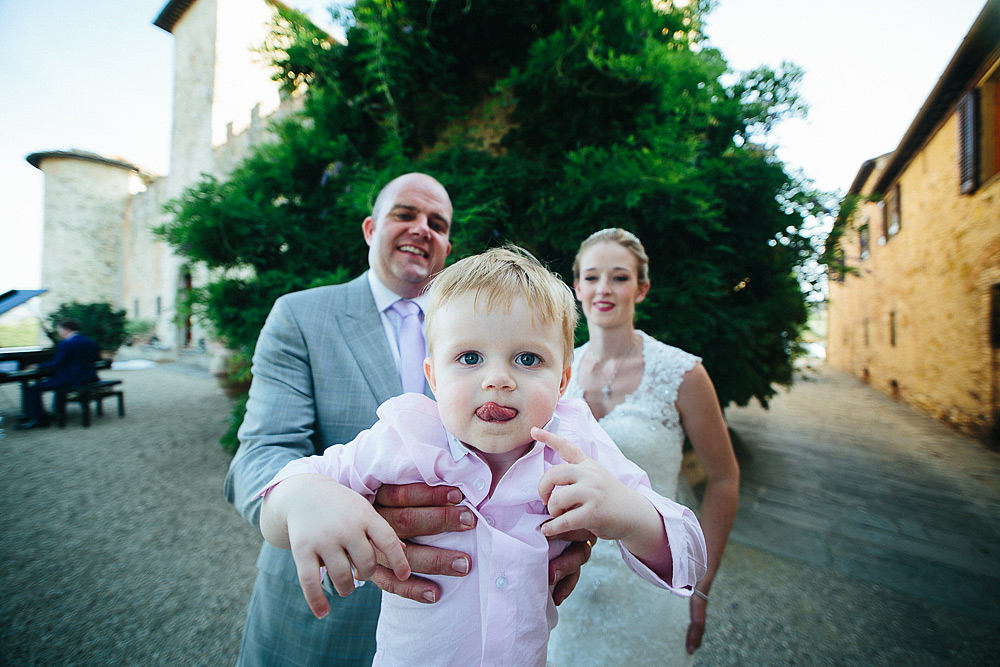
[367,270,430,313]
[445,414,562,462]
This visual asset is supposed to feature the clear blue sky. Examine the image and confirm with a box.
[0,0,988,292]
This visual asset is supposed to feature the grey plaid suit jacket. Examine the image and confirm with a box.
[225,272,405,664]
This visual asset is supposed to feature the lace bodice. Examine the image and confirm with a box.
[549,331,700,667]
[565,330,700,500]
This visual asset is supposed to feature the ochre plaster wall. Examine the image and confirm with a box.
[828,112,1000,444]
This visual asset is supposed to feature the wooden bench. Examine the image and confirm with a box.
[54,379,125,428]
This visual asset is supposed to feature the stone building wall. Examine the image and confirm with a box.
[166,0,218,194]
[118,0,294,352]
[35,155,145,314]
[121,176,169,327]
[828,114,1000,444]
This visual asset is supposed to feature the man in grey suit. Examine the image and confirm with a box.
[226,173,588,665]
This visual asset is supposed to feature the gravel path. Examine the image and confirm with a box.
[1,362,998,666]
[1,363,259,666]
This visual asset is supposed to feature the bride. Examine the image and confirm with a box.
[548,228,740,665]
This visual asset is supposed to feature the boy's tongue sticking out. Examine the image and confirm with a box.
[476,402,517,422]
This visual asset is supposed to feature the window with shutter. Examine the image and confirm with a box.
[888,183,901,236]
[994,79,1000,175]
[986,68,1000,182]
[992,284,1000,350]
[958,89,979,194]
[877,200,887,246]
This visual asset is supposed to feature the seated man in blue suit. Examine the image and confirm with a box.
[20,318,100,429]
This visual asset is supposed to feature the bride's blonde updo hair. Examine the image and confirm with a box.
[572,228,650,286]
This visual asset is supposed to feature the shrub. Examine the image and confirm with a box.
[47,302,128,353]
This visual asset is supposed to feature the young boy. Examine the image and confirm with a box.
[258,246,706,666]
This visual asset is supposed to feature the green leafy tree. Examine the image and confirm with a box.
[158,0,825,449]
[46,302,128,353]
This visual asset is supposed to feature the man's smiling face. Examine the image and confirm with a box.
[363,174,452,298]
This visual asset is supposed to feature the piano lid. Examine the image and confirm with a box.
[0,289,47,316]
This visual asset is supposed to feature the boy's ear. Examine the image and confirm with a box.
[424,358,437,394]
[558,365,571,397]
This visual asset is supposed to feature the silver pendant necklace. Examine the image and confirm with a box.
[591,334,638,397]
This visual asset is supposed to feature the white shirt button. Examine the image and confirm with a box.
[485,515,495,527]
[473,478,486,491]
[495,575,509,590]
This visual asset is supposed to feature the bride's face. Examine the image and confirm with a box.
[574,241,649,330]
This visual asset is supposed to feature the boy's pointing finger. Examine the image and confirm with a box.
[533,427,586,464]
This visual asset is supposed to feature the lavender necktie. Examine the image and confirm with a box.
[391,299,426,394]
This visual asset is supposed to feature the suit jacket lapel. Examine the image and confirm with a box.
[338,273,402,405]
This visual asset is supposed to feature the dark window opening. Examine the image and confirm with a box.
[877,201,887,245]
[991,284,1000,349]
[182,271,193,347]
[887,183,901,237]
[958,88,980,194]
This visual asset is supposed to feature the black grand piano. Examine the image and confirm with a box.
[1,345,115,419]
[0,291,58,421]
[0,291,55,374]
[0,347,58,415]
[0,345,57,371]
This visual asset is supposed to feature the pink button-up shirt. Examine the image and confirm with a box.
[261,394,706,667]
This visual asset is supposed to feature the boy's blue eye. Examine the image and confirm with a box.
[459,352,482,365]
[516,353,540,367]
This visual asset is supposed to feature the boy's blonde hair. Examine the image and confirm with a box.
[425,246,578,366]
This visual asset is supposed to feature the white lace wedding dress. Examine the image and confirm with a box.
[548,330,700,667]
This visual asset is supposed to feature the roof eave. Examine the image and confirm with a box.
[154,0,294,33]
[153,0,196,33]
[871,0,1000,195]
[26,150,141,173]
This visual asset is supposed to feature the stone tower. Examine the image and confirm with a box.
[27,0,292,355]
[25,150,151,320]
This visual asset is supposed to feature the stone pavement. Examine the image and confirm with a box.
[695,362,1000,665]
[726,363,1000,620]
[1,361,998,665]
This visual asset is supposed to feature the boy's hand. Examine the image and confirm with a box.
[535,428,646,542]
[261,475,411,618]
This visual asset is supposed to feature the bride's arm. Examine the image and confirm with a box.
[676,362,740,652]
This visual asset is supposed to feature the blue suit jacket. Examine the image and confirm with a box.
[41,334,100,388]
